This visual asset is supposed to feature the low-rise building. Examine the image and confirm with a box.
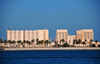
[67,35,76,45]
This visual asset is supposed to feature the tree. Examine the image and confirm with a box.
[36,38,39,43]
[37,40,43,46]
[45,40,49,44]
[17,40,21,44]
[73,40,76,46]
[90,39,93,42]
[4,40,7,43]
[85,39,87,42]
[61,39,64,43]
[95,40,98,44]
[54,44,61,47]
[54,41,59,47]
[60,40,61,45]
[0,39,4,47]
[26,40,29,44]
[23,40,26,43]
[31,39,34,44]
[73,40,76,44]
[17,40,22,47]
[8,40,12,47]
[12,40,15,44]
[4,40,7,47]
[21,42,24,47]
[95,40,98,47]
[0,39,3,44]
[63,43,69,47]
[98,45,100,47]
[78,39,82,47]
[36,41,42,44]
[44,40,50,47]
[41,40,44,42]
[28,42,31,47]
[23,40,26,47]
[31,39,34,47]
[12,40,15,47]
[61,39,64,45]
[90,39,93,47]
[76,40,79,44]
[26,41,31,47]
[41,40,44,46]
[85,39,87,46]
[55,41,57,45]
[82,42,85,47]
[92,44,96,47]
[79,39,82,44]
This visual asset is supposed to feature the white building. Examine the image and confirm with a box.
[67,35,76,45]
[56,29,68,44]
[76,29,93,42]
[7,29,49,44]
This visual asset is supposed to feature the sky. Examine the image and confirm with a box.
[0,0,100,41]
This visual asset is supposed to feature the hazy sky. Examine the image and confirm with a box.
[0,0,100,41]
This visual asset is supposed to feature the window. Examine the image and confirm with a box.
[84,32,86,39]
[36,32,38,38]
[32,32,33,39]
[90,32,92,39]
[23,32,25,40]
[88,32,89,38]
[43,31,45,40]
[14,32,16,40]
[62,32,64,39]
[28,32,29,40]
[10,32,12,39]
[18,32,20,40]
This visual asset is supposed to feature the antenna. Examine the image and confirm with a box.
[8,28,10,30]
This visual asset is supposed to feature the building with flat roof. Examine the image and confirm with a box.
[56,29,68,44]
[76,29,93,42]
[67,35,76,45]
[7,29,49,44]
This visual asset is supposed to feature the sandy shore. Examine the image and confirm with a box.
[0,47,100,51]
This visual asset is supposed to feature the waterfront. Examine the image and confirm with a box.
[2,47,100,51]
[0,50,100,64]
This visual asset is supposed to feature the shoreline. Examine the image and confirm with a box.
[0,47,100,51]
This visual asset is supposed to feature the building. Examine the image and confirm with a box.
[67,35,76,45]
[7,29,49,44]
[56,29,68,44]
[76,29,93,42]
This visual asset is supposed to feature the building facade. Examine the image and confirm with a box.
[67,35,76,45]
[56,29,68,44]
[76,29,93,42]
[7,29,49,44]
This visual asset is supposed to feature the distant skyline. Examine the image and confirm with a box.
[0,0,100,41]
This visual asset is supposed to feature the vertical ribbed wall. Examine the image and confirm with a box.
[6,29,49,43]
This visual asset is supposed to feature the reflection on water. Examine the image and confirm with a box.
[0,50,100,64]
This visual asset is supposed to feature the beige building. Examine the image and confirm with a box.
[76,29,93,42]
[56,29,68,44]
[7,29,49,44]
[67,35,76,45]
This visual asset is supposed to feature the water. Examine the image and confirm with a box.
[0,50,100,64]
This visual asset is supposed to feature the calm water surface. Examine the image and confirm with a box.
[0,50,100,64]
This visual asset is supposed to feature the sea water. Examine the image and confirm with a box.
[0,50,100,64]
